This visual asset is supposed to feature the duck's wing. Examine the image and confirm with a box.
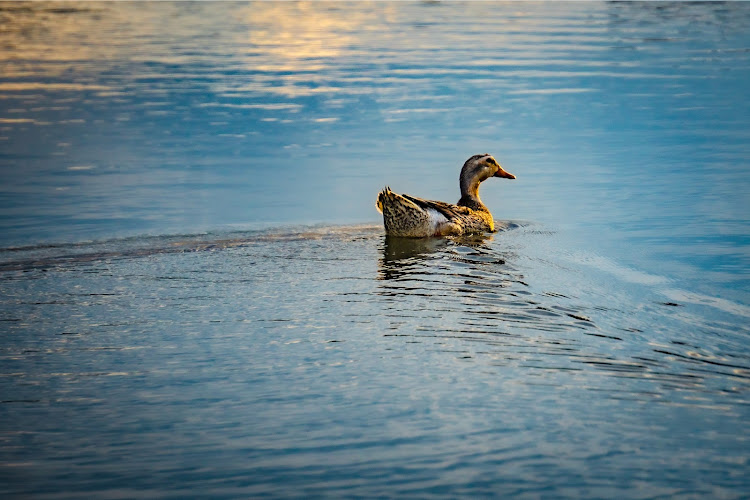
[401,195,471,222]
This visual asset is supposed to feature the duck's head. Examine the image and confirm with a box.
[460,154,515,197]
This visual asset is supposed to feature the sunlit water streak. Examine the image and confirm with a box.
[1,1,749,498]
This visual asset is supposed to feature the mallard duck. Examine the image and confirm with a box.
[376,154,515,237]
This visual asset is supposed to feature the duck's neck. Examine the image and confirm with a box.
[458,178,488,211]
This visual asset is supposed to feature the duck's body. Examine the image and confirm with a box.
[376,154,515,238]
[376,188,495,237]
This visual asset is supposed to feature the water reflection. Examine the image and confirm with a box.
[378,236,445,278]
[234,2,390,75]
[379,225,520,274]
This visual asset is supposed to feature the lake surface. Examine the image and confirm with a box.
[1,2,749,498]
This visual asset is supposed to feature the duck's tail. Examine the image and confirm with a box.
[376,186,397,214]
[376,187,449,237]
[376,187,421,216]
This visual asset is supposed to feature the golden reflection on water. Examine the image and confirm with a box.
[0,2,385,89]
[237,2,389,71]
[0,1,612,98]
[0,4,360,104]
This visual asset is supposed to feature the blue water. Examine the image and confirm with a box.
[1,2,749,498]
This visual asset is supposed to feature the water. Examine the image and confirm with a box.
[1,2,749,498]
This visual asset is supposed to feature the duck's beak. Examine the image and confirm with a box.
[494,167,516,179]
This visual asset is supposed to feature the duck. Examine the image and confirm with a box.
[376,154,515,237]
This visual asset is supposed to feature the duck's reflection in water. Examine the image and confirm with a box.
[377,233,496,281]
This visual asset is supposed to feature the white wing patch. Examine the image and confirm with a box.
[425,207,449,233]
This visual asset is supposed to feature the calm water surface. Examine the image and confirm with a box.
[1,2,749,498]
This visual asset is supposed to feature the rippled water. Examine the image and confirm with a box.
[1,2,749,498]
